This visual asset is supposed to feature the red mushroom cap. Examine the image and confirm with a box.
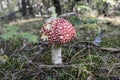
[41,18,76,44]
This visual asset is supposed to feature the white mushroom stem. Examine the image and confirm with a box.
[52,44,62,64]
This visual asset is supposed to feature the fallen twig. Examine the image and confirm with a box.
[100,47,120,52]
[39,63,95,68]
[59,12,76,17]
[39,64,73,68]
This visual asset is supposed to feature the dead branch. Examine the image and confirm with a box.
[59,12,76,17]
[39,63,95,68]
[39,64,73,68]
[99,47,120,52]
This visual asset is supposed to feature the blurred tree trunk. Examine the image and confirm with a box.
[52,0,61,16]
[21,0,27,17]
[21,0,34,17]
[27,0,35,17]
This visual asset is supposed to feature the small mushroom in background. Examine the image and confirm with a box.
[40,18,76,64]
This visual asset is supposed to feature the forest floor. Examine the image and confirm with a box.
[0,14,120,80]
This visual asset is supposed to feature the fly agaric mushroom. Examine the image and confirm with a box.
[40,18,76,64]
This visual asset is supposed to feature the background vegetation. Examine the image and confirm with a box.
[0,0,120,80]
